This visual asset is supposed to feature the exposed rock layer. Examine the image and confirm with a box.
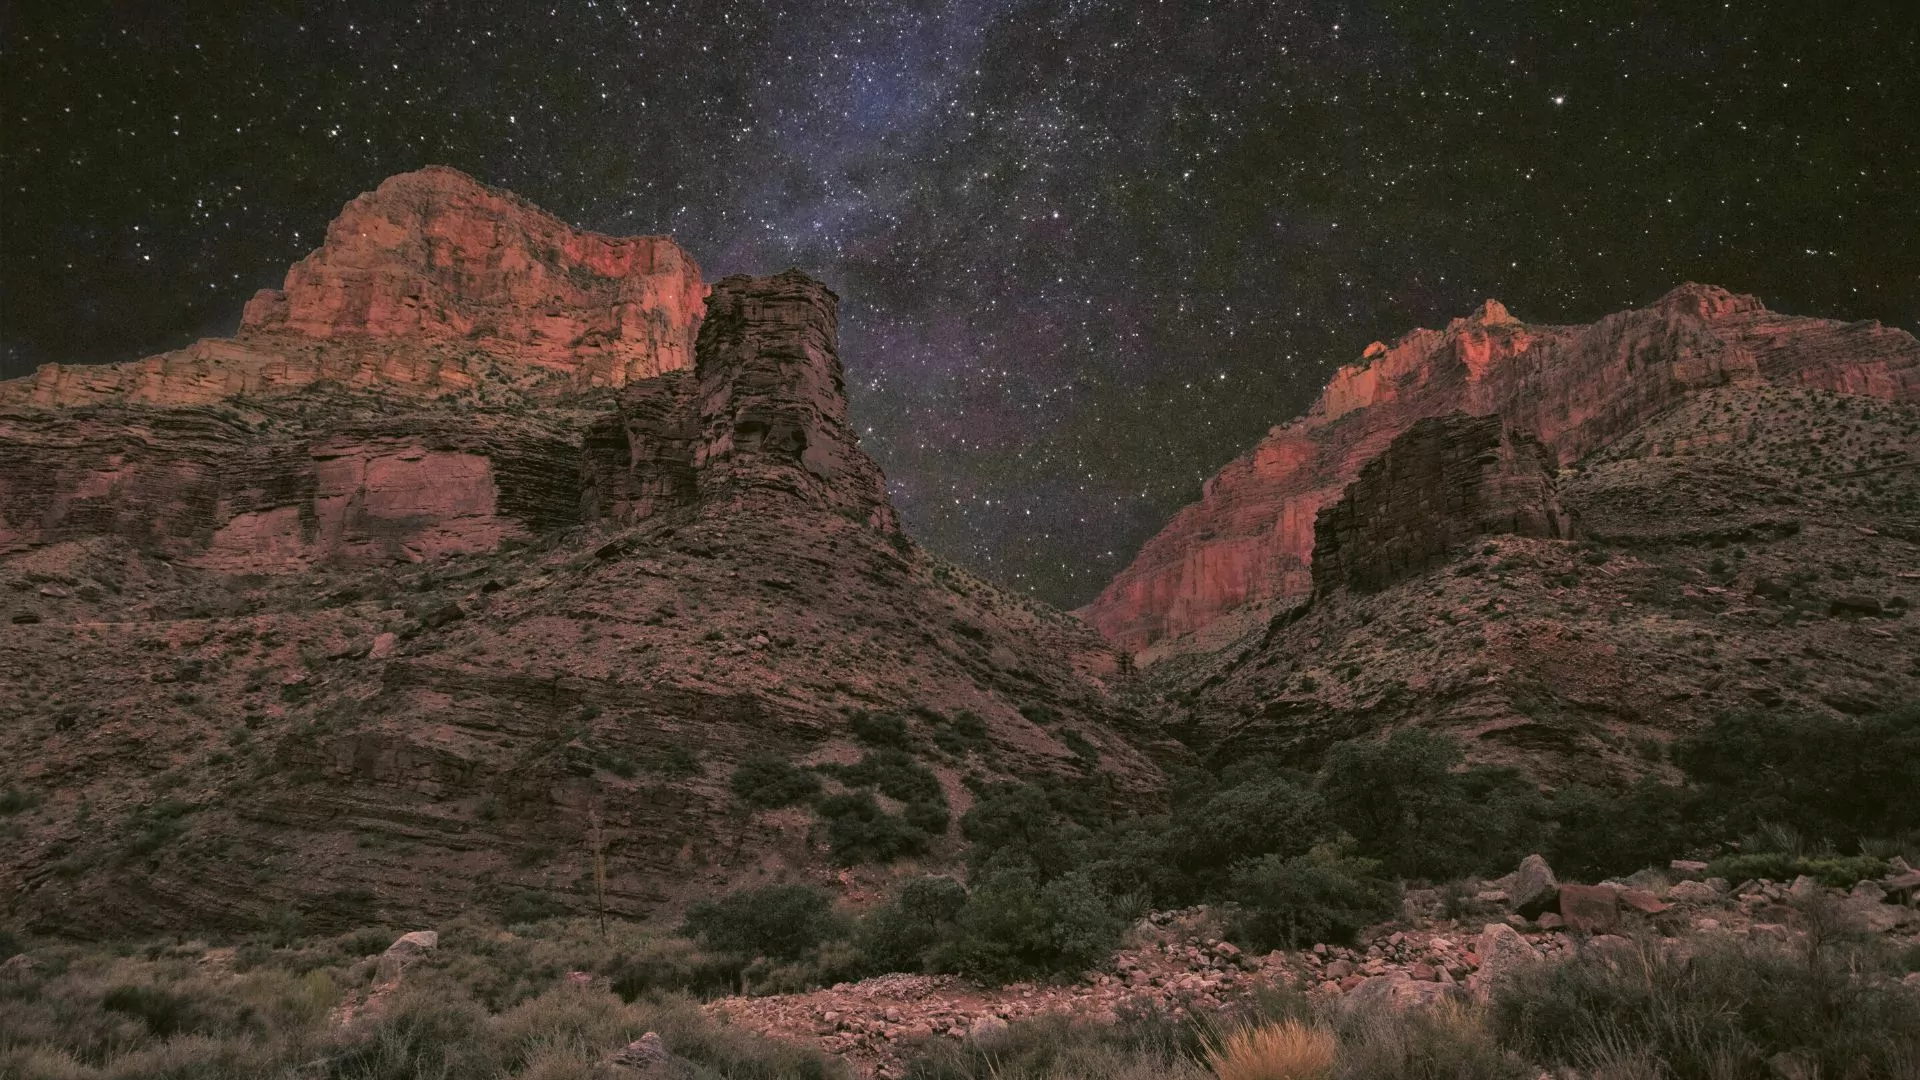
[1085,286,1920,654]
[1311,414,1568,595]
[1,167,707,408]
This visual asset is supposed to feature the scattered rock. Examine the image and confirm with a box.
[1510,854,1560,916]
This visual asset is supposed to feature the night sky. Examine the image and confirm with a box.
[3,2,1916,607]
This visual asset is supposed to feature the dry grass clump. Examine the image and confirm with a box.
[1205,1019,1336,1080]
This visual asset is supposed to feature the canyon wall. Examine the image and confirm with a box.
[1310,413,1567,595]
[1084,285,1920,654]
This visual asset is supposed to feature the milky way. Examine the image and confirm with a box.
[3,2,1916,606]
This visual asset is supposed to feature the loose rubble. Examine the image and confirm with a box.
[706,855,1920,1077]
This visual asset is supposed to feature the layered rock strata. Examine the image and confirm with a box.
[1085,286,1920,655]
[1311,414,1568,595]
[1,167,707,407]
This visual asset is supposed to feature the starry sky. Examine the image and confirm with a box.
[3,2,1917,607]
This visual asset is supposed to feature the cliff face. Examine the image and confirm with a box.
[1084,285,1920,655]
[1310,414,1568,596]
[0,167,707,408]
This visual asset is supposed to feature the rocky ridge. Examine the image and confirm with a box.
[1085,287,1920,657]
[2,166,707,409]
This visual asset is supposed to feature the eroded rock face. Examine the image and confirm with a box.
[1,167,707,407]
[1085,285,1920,654]
[1310,414,1567,595]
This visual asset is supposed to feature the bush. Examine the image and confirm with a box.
[850,711,910,748]
[930,863,1124,982]
[1542,779,1695,881]
[729,755,820,809]
[1491,921,1920,1079]
[1676,703,1920,847]
[858,876,968,973]
[681,884,847,963]
[828,749,944,805]
[820,792,935,865]
[1320,729,1538,881]
[1227,844,1400,951]
[1206,1019,1336,1080]
[1705,852,1887,887]
[1168,777,1330,896]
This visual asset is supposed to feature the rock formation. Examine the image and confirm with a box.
[1084,286,1920,655]
[0,167,707,408]
[1311,414,1568,595]
[0,174,1152,936]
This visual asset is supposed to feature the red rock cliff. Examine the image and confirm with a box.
[1083,285,1920,654]
[0,166,707,407]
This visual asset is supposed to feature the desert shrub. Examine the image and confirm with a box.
[1207,1018,1336,1080]
[1676,703,1920,848]
[322,984,496,1079]
[100,984,196,1038]
[1227,844,1400,951]
[849,711,910,748]
[857,876,969,973]
[930,863,1124,982]
[827,749,944,805]
[729,755,819,809]
[1542,779,1696,881]
[930,710,990,755]
[1490,920,1920,1080]
[820,792,935,864]
[1330,1000,1529,1080]
[959,783,1090,880]
[681,884,847,963]
[1168,777,1330,897]
[1320,729,1539,881]
[903,1004,1210,1080]
[1704,852,1886,887]
[0,785,42,815]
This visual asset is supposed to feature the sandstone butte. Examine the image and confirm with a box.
[1082,288,1920,657]
[0,165,708,408]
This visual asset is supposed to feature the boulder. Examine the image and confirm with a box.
[1510,854,1560,916]
[375,929,438,982]
[1617,888,1670,916]
[1468,923,1540,998]
[1556,884,1622,935]
[1670,859,1710,875]
[1667,880,1719,903]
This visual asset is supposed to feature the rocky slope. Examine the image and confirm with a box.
[1084,287,1920,658]
[1155,383,1920,781]
[0,177,1156,936]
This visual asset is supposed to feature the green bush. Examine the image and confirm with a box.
[1543,779,1696,881]
[930,863,1124,982]
[850,711,910,748]
[729,755,820,809]
[1227,843,1400,951]
[820,792,933,864]
[1705,852,1887,887]
[681,884,847,962]
[1321,728,1539,881]
[1677,703,1920,846]
[1167,776,1329,895]
[857,876,969,973]
[828,749,944,804]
